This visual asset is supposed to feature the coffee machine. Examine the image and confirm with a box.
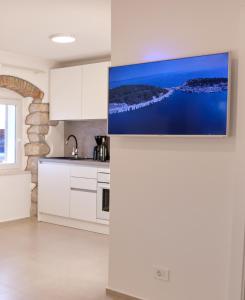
[93,136,109,162]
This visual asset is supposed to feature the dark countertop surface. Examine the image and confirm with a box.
[39,157,110,168]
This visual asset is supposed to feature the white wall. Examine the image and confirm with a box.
[228,6,245,299]
[0,172,31,222]
[109,1,244,300]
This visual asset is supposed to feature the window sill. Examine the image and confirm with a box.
[0,169,31,176]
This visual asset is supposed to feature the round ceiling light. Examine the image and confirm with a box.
[50,34,76,44]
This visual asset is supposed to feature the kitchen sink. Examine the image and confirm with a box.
[46,157,93,161]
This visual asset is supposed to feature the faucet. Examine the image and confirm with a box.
[65,135,78,158]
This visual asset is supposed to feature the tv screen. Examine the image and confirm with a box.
[108,52,230,135]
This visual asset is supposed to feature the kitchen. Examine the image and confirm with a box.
[38,62,111,235]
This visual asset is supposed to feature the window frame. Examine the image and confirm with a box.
[0,98,22,170]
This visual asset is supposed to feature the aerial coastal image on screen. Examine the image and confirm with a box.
[108,53,229,135]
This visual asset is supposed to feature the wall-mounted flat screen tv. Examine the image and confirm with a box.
[108,52,230,136]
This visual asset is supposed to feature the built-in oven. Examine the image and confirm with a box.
[97,171,110,221]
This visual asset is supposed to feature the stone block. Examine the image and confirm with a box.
[32,98,42,104]
[25,112,49,125]
[26,156,39,172]
[29,103,49,113]
[28,133,45,143]
[31,186,38,203]
[32,173,38,184]
[30,202,37,217]
[27,125,49,135]
[25,142,50,156]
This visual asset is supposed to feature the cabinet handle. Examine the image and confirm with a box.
[70,188,97,193]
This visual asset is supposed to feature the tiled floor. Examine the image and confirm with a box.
[0,218,120,300]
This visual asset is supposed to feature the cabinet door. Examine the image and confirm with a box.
[38,162,70,217]
[70,189,97,222]
[50,66,83,120]
[82,61,110,120]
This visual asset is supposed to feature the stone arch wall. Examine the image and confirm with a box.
[0,75,58,216]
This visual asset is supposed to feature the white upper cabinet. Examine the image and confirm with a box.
[50,66,83,120]
[50,61,110,121]
[82,61,109,120]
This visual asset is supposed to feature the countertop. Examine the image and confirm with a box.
[39,157,110,168]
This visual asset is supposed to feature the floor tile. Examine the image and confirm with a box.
[0,219,120,300]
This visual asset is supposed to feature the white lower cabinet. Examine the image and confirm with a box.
[38,161,109,234]
[70,177,97,191]
[38,162,70,217]
[70,189,96,222]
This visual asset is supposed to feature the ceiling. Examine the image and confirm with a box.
[0,0,111,63]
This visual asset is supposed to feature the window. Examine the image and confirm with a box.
[0,99,21,168]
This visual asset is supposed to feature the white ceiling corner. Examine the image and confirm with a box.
[0,0,111,63]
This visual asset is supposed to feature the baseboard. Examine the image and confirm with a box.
[0,215,30,223]
[38,212,109,235]
[106,288,143,300]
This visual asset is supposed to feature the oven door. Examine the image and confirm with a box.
[96,182,110,221]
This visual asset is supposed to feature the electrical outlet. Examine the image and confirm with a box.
[153,267,170,281]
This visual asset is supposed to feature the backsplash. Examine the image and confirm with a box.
[64,120,108,158]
